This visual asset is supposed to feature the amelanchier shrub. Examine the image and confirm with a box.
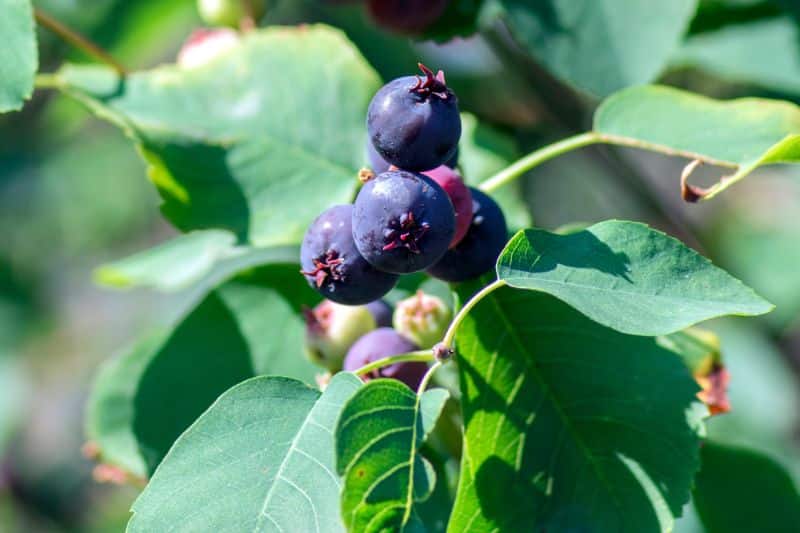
[6,0,800,531]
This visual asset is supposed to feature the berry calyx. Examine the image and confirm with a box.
[300,205,398,305]
[393,291,452,349]
[352,170,455,274]
[303,300,377,371]
[427,188,508,282]
[343,328,428,389]
[423,165,473,247]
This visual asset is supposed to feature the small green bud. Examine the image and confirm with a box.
[393,291,452,349]
[197,0,267,28]
[304,300,376,372]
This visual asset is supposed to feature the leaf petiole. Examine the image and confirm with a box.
[441,278,506,346]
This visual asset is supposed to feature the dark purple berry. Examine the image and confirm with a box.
[367,64,461,172]
[365,299,393,328]
[366,139,391,174]
[300,205,398,305]
[427,188,508,282]
[353,170,455,274]
[366,0,449,35]
[366,139,458,174]
[343,328,428,389]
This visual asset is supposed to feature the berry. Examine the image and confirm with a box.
[197,0,266,28]
[352,170,455,274]
[423,165,473,247]
[367,64,461,172]
[427,188,508,282]
[366,139,390,174]
[300,205,398,304]
[393,291,452,349]
[304,300,377,371]
[343,328,428,389]
[365,299,393,328]
[177,28,240,68]
[366,140,458,174]
[366,0,449,35]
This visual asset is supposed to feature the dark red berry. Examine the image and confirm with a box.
[423,165,473,247]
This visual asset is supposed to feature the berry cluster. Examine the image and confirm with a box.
[300,64,509,310]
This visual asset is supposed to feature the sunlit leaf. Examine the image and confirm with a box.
[0,0,36,112]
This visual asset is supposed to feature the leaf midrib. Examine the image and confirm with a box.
[477,289,627,527]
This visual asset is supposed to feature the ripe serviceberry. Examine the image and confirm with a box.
[366,0,449,35]
[367,140,459,174]
[301,205,398,304]
[304,300,377,371]
[427,188,508,282]
[343,328,428,389]
[423,165,473,247]
[365,299,393,328]
[367,64,461,172]
[197,0,267,27]
[352,170,455,274]
[393,291,452,349]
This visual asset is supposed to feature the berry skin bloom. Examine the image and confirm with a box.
[427,188,508,282]
[343,328,428,390]
[352,170,455,274]
[367,64,461,172]
[300,205,398,305]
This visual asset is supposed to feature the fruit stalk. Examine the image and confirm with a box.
[34,8,127,75]
[353,350,434,377]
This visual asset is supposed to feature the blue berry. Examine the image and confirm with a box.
[427,188,508,282]
[300,205,398,305]
[366,0,449,35]
[353,170,455,274]
[343,328,428,389]
[365,299,393,328]
[366,139,458,174]
[367,64,461,172]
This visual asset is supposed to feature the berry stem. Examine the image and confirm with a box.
[417,360,443,395]
[353,350,434,377]
[441,278,506,347]
[479,131,741,196]
[34,8,128,75]
[479,132,601,193]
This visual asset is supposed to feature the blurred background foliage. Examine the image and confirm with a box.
[1,0,799,530]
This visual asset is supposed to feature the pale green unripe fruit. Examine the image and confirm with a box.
[197,0,267,28]
[304,300,377,372]
[393,291,452,349]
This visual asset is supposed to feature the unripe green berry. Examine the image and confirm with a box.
[197,0,267,28]
[393,291,452,349]
[304,300,377,372]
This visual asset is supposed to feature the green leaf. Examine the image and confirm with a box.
[128,373,363,532]
[86,331,167,479]
[675,17,800,96]
[693,442,800,533]
[448,283,707,533]
[0,0,37,112]
[459,113,531,230]
[94,230,297,292]
[491,0,697,96]
[594,85,800,200]
[87,261,319,476]
[335,379,449,532]
[497,222,772,335]
[56,25,380,245]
